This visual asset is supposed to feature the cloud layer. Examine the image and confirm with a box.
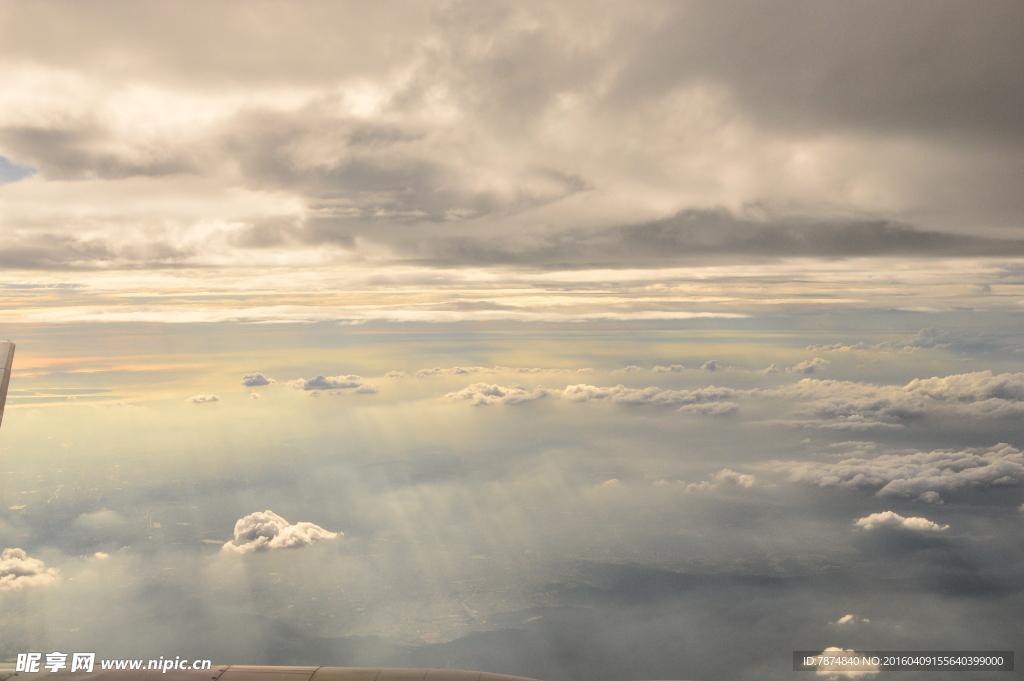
[447,382,737,412]
[781,443,1024,502]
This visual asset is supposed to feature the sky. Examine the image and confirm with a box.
[1,2,1023,680]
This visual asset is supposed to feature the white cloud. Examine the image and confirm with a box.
[241,372,273,386]
[652,365,683,373]
[447,382,738,413]
[561,384,736,407]
[831,614,869,625]
[714,468,755,488]
[761,363,781,374]
[655,469,755,493]
[416,366,563,378]
[416,366,489,377]
[250,392,261,400]
[701,360,722,372]
[787,358,830,374]
[780,443,1024,500]
[188,394,219,403]
[854,511,948,532]
[678,401,738,415]
[222,510,340,554]
[620,365,643,373]
[808,328,951,354]
[762,370,1024,428]
[0,548,58,591]
[445,383,559,406]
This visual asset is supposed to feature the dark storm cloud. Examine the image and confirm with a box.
[0,124,196,180]
[392,211,1024,268]
[1,1,1022,270]
[611,1,1024,142]
[0,233,193,270]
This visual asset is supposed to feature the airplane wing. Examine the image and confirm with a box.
[0,340,13,430]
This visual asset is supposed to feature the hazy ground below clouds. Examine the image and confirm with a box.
[2,315,1023,681]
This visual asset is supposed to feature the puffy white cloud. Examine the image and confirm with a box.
[0,548,58,591]
[808,328,951,354]
[188,394,219,403]
[714,468,755,488]
[619,365,643,373]
[652,365,683,373]
[761,363,781,374]
[831,614,869,625]
[222,510,340,554]
[416,366,563,378]
[787,358,830,374]
[655,469,755,493]
[447,382,738,413]
[561,384,736,407]
[250,392,261,400]
[241,373,272,387]
[678,401,738,416]
[445,383,559,406]
[763,370,1024,428]
[854,511,948,532]
[781,443,1024,500]
[701,360,722,372]
[290,375,377,394]
[416,366,488,378]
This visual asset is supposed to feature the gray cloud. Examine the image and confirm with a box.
[391,213,1024,269]
[187,394,219,403]
[0,4,1020,272]
[222,510,340,554]
[241,373,273,387]
[0,548,58,591]
[290,375,376,394]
